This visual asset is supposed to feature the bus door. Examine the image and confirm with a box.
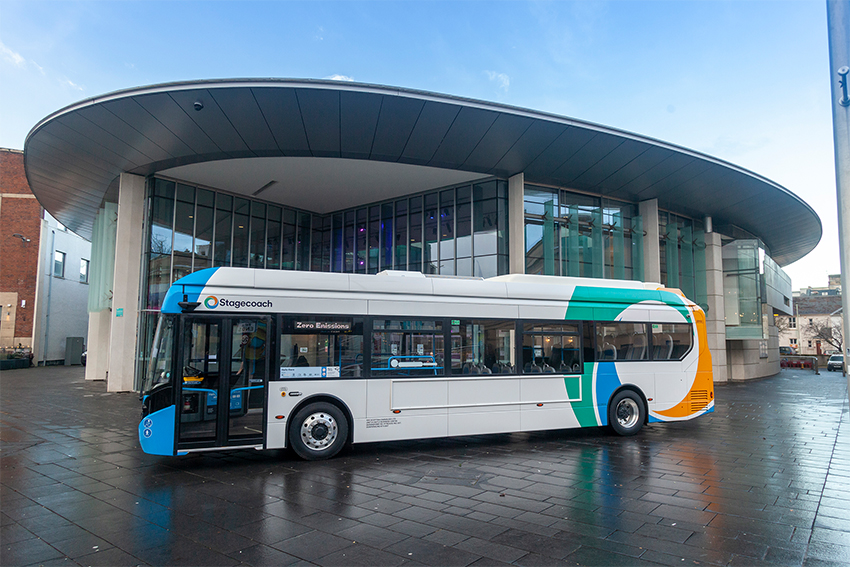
[177,316,269,449]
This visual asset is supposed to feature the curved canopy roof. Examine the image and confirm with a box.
[24,78,820,265]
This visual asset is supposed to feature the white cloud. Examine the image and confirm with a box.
[485,70,510,92]
[1,41,27,67]
[325,74,354,82]
[61,78,84,91]
[315,26,324,41]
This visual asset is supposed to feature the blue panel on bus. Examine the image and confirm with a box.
[161,267,219,313]
[594,362,622,427]
[139,405,176,456]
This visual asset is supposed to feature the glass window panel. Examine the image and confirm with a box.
[154,178,175,198]
[311,218,325,272]
[280,318,364,378]
[196,188,214,208]
[194,204,214,265]
[356,208,367,273]
[372,319,444,377]
[595,322,649,361]
[249,217,265,268]
[283,216,296,270]
[381,203,393,271]
[440,189,454,262]
[457,185,471,204]
[296,212,311,271]
[473,255,497,278]
[651,323,692,360]
[251,201,266,218]
[394,201,407,270]
[456,257,473,277]
[234,197,250,216]
[53,250,65,277]
[474,198,498,256]
[216,193,232,211]
[451,320,516,375]
[473,180,497,201]
[456,201,471,258]
[424,193,438,274]
[268,205,282,223]
[151,194,174,257]
[332,214,344,272]
[266,219,281,270]
[214,210,232,267]
[176,183,194,204]
[232,213,250,268]
[343,211,355,273]
[408,197,422,271]
[369,206,380,274]
[79,259,89,283]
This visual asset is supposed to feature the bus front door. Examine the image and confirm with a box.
[177,317,268,450]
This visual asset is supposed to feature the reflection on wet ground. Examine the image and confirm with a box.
[1,366,848,566]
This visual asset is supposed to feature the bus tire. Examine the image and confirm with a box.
[608,390,645,436]
[289,402,348,460]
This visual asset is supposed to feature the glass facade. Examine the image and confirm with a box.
[658,211,708,309]
[143,177,509,311]
[524,185,642,281]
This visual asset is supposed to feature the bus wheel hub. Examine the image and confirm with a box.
[301,413,337,449]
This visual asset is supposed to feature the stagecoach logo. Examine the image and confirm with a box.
[203,296,273,310]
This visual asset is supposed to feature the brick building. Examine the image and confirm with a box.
[0,148,42,349]
[1,147,92,363]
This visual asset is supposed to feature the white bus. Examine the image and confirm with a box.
[139,268,714,460]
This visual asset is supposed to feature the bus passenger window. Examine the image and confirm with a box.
[450,320,515,375]
[372,319,444,377]
[595,322,649,361]
[278,317,363,379]
[651,323,692,360]
[522,323,581,374]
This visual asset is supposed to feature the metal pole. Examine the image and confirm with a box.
[827,0,850,388]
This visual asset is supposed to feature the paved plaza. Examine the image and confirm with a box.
[1,365,848,566]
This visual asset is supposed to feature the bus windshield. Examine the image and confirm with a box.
[142,315,175,395]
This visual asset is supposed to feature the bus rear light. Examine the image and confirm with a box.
[393,410,401,414]
[537,403,543,407]
[648,398,653,401]
[275,415,285,420]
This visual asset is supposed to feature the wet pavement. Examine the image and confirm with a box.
[1,365,849,567]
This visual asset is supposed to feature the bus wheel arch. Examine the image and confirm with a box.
[607,386,647,436]
[287,395,353,461]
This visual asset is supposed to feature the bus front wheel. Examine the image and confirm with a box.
[608,390,645,436]
[289,402,348,461]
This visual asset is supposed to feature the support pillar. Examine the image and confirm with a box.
[108,173,145,392]
[85,310,110,381]
[639,199,660,283]
[508,173,525,275]
[704,230,728,382]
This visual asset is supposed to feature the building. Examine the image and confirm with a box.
[794,273,842,297]
[1,148,91,364]
[22,79,821,391]
[778,294,844,355]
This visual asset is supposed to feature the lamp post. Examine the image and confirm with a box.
[827,0,850,385]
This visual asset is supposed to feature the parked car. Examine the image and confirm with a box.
[779,346,796,355]
[827,354,844,372]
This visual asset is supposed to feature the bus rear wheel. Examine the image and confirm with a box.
[608,390,645,436]
[289,402,348,461]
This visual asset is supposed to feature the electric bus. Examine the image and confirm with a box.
[139,268,714,460]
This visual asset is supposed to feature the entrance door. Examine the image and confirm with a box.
[177,316,268,449]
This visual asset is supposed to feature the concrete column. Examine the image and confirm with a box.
[108,173,145,392]
[704,231,728,382]
[508,173,525,274]
[85,309,111,381]
[639,199,661,283]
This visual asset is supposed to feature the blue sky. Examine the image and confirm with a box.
[0,0,839,289]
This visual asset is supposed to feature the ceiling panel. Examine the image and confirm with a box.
[101,99,193,158]
[252,88,310,156]
[296,88,340,157]
[209,88,277,153]
[571,139,649,190]
[549,133,624,186]
[133,92,220,155]
[167,89,248,155]
[493,120,567,177]
[340,91,381,160]
[523,126,596,180]
[463,113,534,172]
[400,101,460,165]
[370,95,425,161]
[428,107,498,169]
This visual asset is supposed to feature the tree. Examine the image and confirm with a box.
[804,318,843,353]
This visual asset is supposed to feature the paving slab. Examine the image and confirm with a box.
[1,365,848,566]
